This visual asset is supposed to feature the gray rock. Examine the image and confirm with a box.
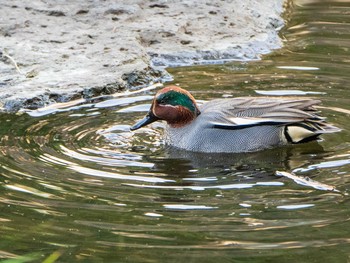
[0,0,286,112]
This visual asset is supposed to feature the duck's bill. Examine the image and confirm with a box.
[130,112,159,131]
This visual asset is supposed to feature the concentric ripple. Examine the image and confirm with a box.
[1,81,349,262]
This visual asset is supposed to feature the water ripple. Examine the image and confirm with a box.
[69,165,173,183]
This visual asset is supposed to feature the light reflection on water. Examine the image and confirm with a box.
[1,0,350,262]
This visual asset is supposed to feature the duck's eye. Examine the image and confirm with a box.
[157,98,166,105]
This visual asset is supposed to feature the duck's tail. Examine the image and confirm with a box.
[284,120,341,144]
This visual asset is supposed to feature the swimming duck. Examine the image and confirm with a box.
[130,86,340,153]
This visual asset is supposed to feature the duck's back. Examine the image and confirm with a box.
[164,97,339,153]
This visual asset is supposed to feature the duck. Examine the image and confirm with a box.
[130,86,340,153]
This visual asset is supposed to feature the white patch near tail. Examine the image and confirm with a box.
[285,126,316,143]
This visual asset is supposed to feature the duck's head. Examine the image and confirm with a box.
[130,86,201,131]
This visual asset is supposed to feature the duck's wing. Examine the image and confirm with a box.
[200,97,340,142]
[200,97,322,127]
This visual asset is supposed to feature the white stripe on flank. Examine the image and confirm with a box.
[229,117,277,126]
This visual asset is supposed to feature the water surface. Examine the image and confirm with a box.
[1,0,350,262]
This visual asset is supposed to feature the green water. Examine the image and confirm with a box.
[1,1,350,262]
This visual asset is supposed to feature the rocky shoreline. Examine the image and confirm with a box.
[0,0,287,112]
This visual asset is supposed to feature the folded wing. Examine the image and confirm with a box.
[200,97,340,143]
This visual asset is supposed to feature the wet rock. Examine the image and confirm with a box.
[0,0,286,112]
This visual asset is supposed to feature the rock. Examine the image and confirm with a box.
[0,0,286,112]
